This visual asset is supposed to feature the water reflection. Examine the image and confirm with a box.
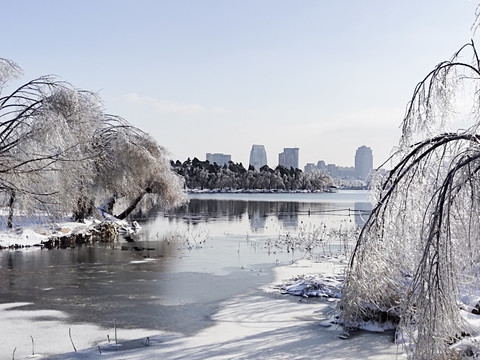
[156,192,371,236]
[168,199,247,224]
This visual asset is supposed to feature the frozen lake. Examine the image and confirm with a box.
[0,190,371,336]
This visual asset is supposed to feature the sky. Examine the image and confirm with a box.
[2,0,478,169]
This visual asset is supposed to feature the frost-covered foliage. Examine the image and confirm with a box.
[0,57,21,88]
[0,58,186,224]
[171,158,333,191]
[93,117,186,219]
[340,41,480,359]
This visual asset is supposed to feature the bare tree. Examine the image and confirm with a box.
[0,58,186,225]
[340,40,480,359]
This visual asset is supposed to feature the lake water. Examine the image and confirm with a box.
[0,190,371,336]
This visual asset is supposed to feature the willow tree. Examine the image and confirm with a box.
[0,58,186,225]
[340,41,480,359]
[90,116,187,220]
[0,62,82,221]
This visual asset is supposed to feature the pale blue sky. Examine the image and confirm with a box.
[2,1,477,168]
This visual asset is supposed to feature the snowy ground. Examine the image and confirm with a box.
[1,253,404,360]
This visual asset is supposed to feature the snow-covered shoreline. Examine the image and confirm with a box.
[0,254,404,360]
[0,210,140,250]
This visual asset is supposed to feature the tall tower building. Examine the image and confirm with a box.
[355,145,373,180]
[249,145,267,170]
[278,148,299,169]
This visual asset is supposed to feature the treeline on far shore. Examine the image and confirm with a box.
[170,158,334,192]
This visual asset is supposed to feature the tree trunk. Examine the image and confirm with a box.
[116,190,147,220]
[73,195,94,222]
[7,190,15,229]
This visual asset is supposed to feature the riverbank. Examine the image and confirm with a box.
[0,211,140,250]
[1,257,403,359]
[0,191,401,359]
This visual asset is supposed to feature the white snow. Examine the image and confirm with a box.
[0,244,405,359]
[0,218,87,249]
[0,209,140,250]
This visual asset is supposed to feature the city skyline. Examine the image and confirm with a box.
[2,1,476,169]
[203,143,371,171]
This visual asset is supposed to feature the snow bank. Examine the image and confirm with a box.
[0,209,139,250]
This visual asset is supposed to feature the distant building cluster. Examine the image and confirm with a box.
[304,145,373,181]
[205,144,374,181]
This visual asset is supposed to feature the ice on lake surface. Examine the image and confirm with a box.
[0,190,371,351]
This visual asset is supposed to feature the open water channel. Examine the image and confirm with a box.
[0,190,371,336]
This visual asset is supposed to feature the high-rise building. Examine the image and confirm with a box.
[278,148,299,169]
[249,145,267,170]
[206,152,231,166]
[355,145,373,180]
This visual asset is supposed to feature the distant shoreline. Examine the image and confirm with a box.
[186,186,368,194]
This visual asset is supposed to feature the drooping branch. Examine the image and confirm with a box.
[341,40,480,359]
[349,132,480,267]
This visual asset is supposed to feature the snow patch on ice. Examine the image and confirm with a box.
[279,273,343,298]
[129,258,157,264]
